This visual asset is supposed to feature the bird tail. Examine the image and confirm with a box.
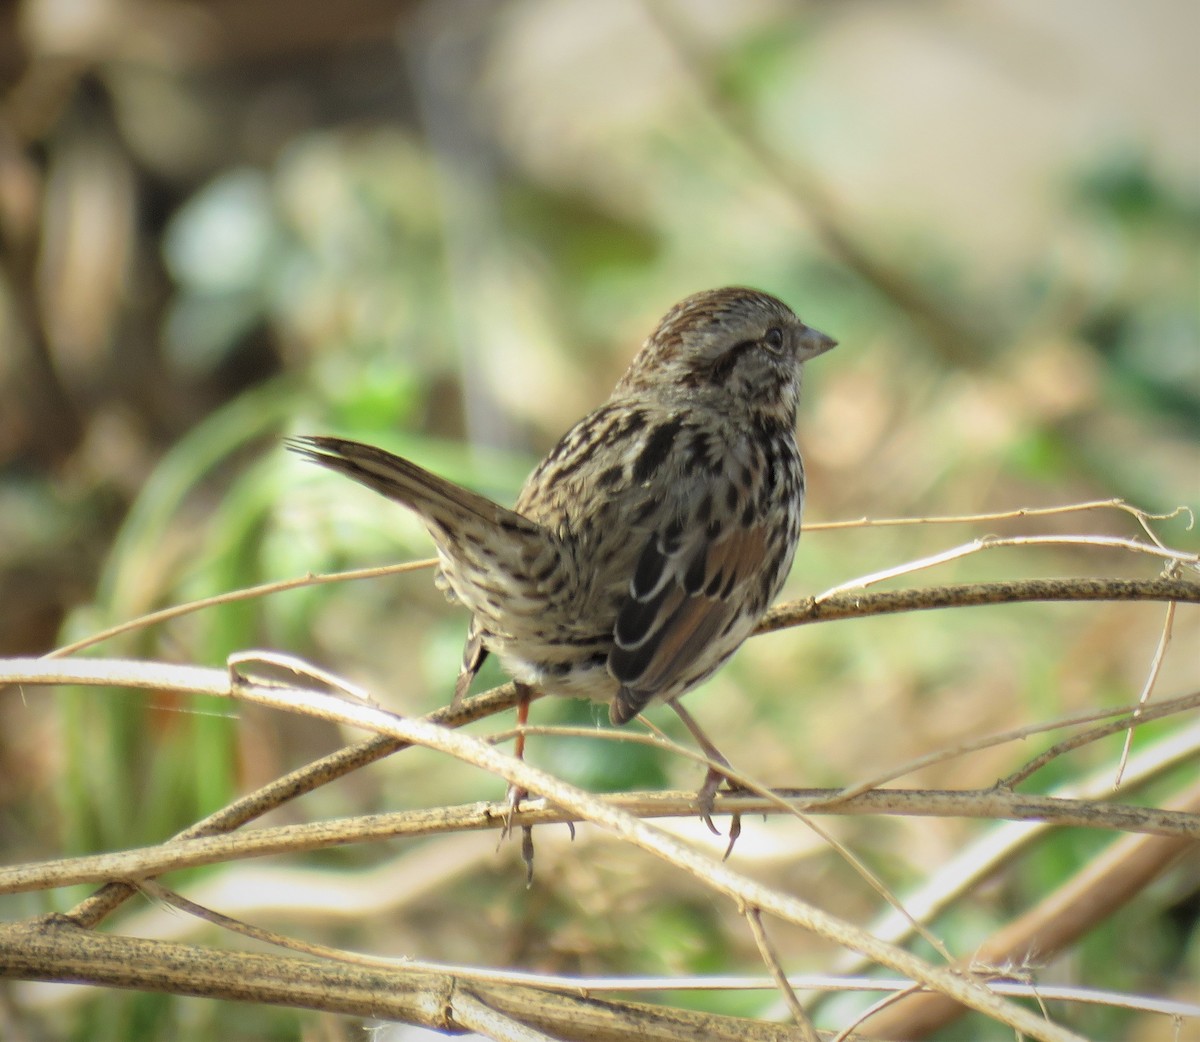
[287,435,540,539]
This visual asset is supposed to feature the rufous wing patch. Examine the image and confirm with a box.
[609,524,767,722]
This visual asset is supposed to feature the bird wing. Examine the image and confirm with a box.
[607,516,769,724]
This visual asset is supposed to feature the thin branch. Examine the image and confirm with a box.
[759,578,1199,633]
[857,779,1200,1039]
[61,680,525,929]
[0,918,801,1042]
[629,714,954,962]
[833,718,1200,978]
[998,690,1198,790]
[816,536,1198,601]
[5,779,1197,896]
[519,691,1192,778]
[1115,596,1176,786]
[744,905,820,1041]
[447,991,562,1042]
[8,580,1195,693]
[831,982,925,1042]
[804,498,1191,532]
[48,559,438,658]
[43,499,1191,663]
[135,882,1194,1021]
[827,690,1200,803]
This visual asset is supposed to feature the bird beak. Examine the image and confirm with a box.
[797,325,837,361]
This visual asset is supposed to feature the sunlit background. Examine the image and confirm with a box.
[1,2,1197,1039]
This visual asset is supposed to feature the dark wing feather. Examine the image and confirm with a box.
[608,523,767,723]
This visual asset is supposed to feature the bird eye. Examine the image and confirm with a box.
[763,327,785,352]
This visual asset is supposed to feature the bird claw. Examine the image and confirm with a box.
[500,782,526,841]
[697,767,743,858]
[499,783,537,884]
[722,812,742,861]
[697,767,723,833]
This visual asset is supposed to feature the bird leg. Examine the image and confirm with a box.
[503,681,530,827]
[668,698,742,854]
[500,682,537,884]
[452,644,538,879]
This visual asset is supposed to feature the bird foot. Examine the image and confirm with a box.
[697,767,743,860]
[498,783,536,886]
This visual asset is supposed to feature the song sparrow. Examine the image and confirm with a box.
[290,287,835,815]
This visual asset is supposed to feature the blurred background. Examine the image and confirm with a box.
[1,1,1197,1039]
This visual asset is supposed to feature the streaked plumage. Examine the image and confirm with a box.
[289,287,835,729]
